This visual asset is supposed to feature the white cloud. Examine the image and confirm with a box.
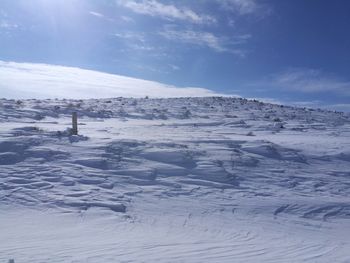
[0,20,18,29]
[89,11,115,22]
[114,32,158,52]
[269,68,350,96]
[159,29,248,55]
[218,0,258,14]
[114,32,146,42]
[169,64,180,71]
[89,11,105,18]
[120,16,134,23]
[216,0,269,15]
[116,0,216,24]
[0,61,223,99]
[159,29,225,52]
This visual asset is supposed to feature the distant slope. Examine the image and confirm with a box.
[0,61,223,99]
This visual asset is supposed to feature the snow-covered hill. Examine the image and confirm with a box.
[0,97,349,262]
[0,61,220,99]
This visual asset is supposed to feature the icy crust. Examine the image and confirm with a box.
[0,97,349,262]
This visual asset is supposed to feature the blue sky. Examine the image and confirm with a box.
[0,0,350,110]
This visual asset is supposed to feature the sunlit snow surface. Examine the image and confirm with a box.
[0,61,220,99]
[0,97,349,262]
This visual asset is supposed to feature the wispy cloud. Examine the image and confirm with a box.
[89,11,105,18]
[217,0,258,14]
[0,20,19,29]
[159,29,225,52]
[216,0,270,15]
[114,32,157,52]
[169,64,180,71]
[268,68,350,96]
[116,0,216,24]
[120,16,134,23]
[113,31,171,59]
[159,28,249,55]
[0,61,223,99]
[88,11,116,22]
[114,32,146,42]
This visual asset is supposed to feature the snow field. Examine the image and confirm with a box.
[0,97,349,262]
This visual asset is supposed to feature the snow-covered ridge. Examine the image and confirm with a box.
[0,61,223,99]
[0,97,349,262]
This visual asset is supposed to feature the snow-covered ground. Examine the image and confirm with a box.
[0,97,349,262]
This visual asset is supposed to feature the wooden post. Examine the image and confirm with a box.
[72,112,78,135]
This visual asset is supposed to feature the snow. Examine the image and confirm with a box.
[0,97,349,262]
[0,61,223,99]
